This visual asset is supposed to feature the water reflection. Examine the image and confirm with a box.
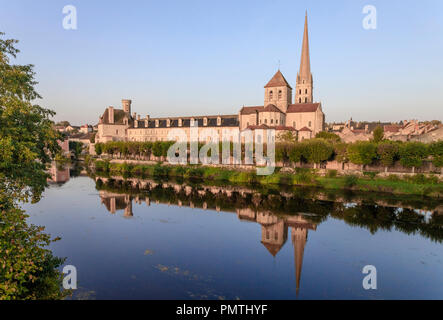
[48,162,70,184]
[94,175,443,296]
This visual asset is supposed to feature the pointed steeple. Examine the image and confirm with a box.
[299,11,311,81]
[295,11,313,104]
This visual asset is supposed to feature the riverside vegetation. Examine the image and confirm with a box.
[0,33,67,299]
[90,133,443,197]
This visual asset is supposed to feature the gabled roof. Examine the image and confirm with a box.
[287,103,320,113]
[240,106,264,115]
[264,70,292,89]
[260,104,284,114]
[299,127,312,132]
[261,241,284,257]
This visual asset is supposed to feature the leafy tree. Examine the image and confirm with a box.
[347,141,377,166]
[428,141,443,168]
[69,141,83,159]
[0,33,66,299]
[289,143,306,164]
[315,131,341,143]
[334,142,348,163]
[277,131,297,143]
[377,142,399,167]
[372,126,384,143]
[399,142,428,168]
[303,139,334,164]
[95,143,103,156]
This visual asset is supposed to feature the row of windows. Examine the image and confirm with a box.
[298,89,308,94]
[259,118,280,125]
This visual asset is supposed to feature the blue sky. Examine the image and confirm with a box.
[1,0,442,124]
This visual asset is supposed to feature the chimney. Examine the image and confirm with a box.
[122,99,132,114]
[108,106,114,124]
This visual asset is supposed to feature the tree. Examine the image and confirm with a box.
[377,142,399,167]
[55,121,70,127]
[277,131,297,143]
[428,141,443,168]
[347,141,377,166]
[304,139,334,164]
[372,126,384,143]
[315,131,341,143]
[399,142,428,168]
[0,33,66,299]
[95,142,103,156]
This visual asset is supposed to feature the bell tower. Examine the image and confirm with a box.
[295,12,313,104]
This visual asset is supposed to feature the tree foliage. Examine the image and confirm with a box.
[347,141,377,166]
[0,33,66,300]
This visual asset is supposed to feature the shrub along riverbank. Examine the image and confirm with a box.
[91,160,443,198]
[93,136,443,172]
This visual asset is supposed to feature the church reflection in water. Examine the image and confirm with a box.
[95,173,443,296]
[98,185,316,294]
[48,162,70,184]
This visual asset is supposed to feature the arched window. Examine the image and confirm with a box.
[269,91,273,100]
[299,89,301,94]
[270,119,273,124]
[299,98,302,103]
[309,121,312,127]
[305,89,308,94]
[278,90,282,99]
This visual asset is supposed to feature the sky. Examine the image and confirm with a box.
[0,0,442,125]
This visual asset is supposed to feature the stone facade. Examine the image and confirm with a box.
[96,13,325,144]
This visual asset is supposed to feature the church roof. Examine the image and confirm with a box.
[299,127,312,132]
[244,124,296,132]
[264,70,292,89]
[287,103,320,113]
[260,104,284,113]
[261,241,284,257]
[240,106,264,115]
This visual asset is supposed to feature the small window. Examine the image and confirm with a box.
[269,90,273,100]
[264,119,267,124]
[299,89,301,94]
[276,119,278,124]
[309,121,312,127]
[270,119,273,124]
[305,89,308,94]
[278,90,282,99]
[299,98,302,103]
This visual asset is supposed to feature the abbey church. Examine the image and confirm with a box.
[96,13,325,144]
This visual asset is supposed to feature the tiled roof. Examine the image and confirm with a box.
[299,127,312,132]
[245,125,296,132]
[384,125,400,133]
[240,106,264,115]
[264,70,292,89]
[260,104,284,113]
[286,103,320,113]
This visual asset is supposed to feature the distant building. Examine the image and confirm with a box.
[96,13,325,144]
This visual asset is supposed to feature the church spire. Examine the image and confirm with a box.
[299,12,311,80]
[295,12,313,104]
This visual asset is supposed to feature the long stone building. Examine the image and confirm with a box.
[96,13,325,144]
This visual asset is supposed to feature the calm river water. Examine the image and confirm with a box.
[23,168,443,300]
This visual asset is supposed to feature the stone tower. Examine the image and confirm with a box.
[295,12,313,104]
[122,99,132,114]
[264,70,293,113]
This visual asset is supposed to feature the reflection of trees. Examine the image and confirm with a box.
[94,176,443,243]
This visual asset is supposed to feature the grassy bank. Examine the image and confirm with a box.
[92,160,443,198]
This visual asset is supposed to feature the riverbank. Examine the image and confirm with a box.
[90,160,443,198]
